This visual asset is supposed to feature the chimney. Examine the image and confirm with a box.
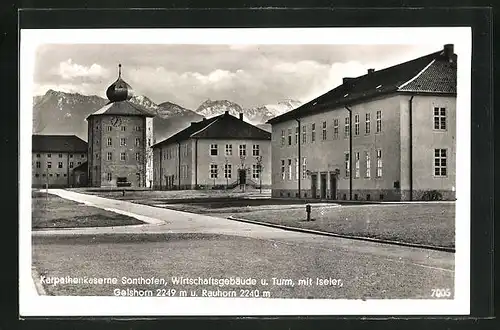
[443,44,454,62]
[239,113,244,121]
[224,110,229,115]
[343,77,355,85]
[202,117,206,121]
[190,122,197,126]
[367,68,375,74]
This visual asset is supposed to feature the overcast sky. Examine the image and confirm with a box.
[33,43,443,109]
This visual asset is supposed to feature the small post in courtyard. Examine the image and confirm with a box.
[306,204,311,221]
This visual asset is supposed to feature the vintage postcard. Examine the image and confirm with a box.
[19,27,471,316]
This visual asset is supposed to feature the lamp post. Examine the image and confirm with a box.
[344,105,353,201]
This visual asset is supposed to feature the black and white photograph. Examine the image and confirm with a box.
[19,27,471,316]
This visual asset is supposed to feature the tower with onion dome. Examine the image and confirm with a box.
[86,64,154,188]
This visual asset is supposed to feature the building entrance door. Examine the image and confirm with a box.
[311,174,317,199]
[320,173,327,199]
[239,169,247,185]
[329,174,337,200]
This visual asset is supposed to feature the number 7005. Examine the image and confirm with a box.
[431,288,452,298]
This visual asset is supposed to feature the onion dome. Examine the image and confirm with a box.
[106,64,135,102]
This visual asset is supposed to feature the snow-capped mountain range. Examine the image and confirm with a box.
[32,89,302,141]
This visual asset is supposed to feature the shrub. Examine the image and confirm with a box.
[421,190,443,201]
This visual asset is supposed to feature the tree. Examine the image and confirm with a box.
[255,155,264,194]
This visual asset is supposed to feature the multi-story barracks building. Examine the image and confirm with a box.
[152,111,271,190]
[86,64,154,188]
[267,44,457,201]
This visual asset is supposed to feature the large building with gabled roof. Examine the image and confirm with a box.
[152,111,271,190]
[86,64,155,188]
[32,134,88,188]
[267,44,457,201]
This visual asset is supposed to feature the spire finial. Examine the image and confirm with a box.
[118,63,122,78]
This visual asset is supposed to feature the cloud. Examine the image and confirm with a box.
[55,59,109,81]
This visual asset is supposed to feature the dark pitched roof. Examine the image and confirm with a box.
[73,161,88,172]
[268,47,457,124]
[32,135,88,153]
[152,112,271,148]
[86,100,155,120]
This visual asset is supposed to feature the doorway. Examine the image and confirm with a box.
[320,173,327,199]
[311,174,317,199]
[238,169,247,185]
[329,173,337,200]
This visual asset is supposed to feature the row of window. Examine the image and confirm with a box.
[34,173,71,178]
[210,163,261,179]
[280,107,447,146]
[210,144,260,157]
[278,148,447,181]
[35,153,85,158]
[97,125,142,132]
[36,161,82,169]
[103,137,150,147]
[98,152,142,161]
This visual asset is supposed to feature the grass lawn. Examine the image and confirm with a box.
[233,203,455,249]
[32,191,144,229]
[33,233,453,299]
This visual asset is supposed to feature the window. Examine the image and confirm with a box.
[135,126,141,131]
[120,152,126,161]
[58,162,63,169]
[47,161,52,169]
[36,153,40,158]
[354,115,360,136]
[252,164,260,179]
[42,174,46,177]
[302,158,307,179]
[107,173,112,181]
[434,107,446,130]
[96,125,99,130]
[365,113,371,134]
[322,121,327,140]
[107,126,112,132]
[281,160,285,180]
[287,159,292,180]
[344,153,350,177]
[49,174,53,177]
[81,154,85,158]
[136,153,140,161]
[58,153,62,158]
[311,123,316,142]
[224,164,232,178]
[69,162,74,168]
[35,174,39,177]
[344,117,350,138]
[135,138,140,147]
[148,138,151,147]
[295,127,299,144]
[376,149,383,177]
[107,137,112,146]
[36,161,41,168]
[96,153,99,160]
[376,110,382,133]
[225,144,232,156]
[252,144,260,156]
[56,173,60,177]
[281,130,285,146]
[210,164,218,178]
[210,144,218,156]
[333,119,339,139]
[354,152,360,178]
[302,125,307,143]
[77,162,81,165]
[121,126,126,131]
[47,154,51,158]
[239,144,246,156]
[64,174,67,177]
[107,152,112,161]
[295,158,299,180]
[120,138,126,146]
[69,154,73,158]
[287,128,292,146]
[365,151,371,178]
[434,149,447,176]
